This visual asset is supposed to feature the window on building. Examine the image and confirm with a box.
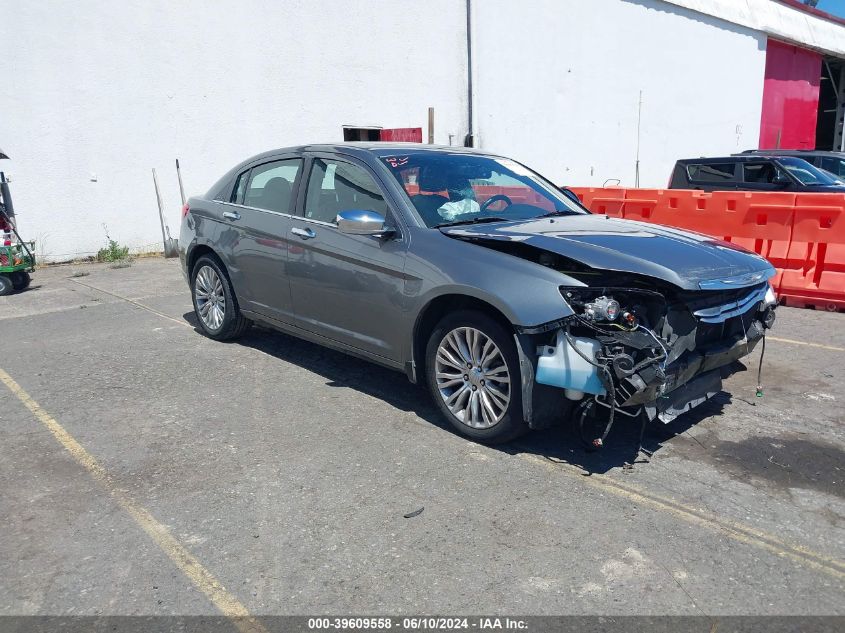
[342,127,382,141]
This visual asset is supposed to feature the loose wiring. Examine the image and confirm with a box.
[635,323,670,370]
[564,325,617,448]
[563,310,674,450]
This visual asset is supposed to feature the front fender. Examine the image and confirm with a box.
[405,229,580,328]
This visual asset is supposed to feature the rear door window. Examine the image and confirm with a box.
[686,163,736,183]
[243,159,302,213]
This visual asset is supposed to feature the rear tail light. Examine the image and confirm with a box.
[181,203,190,218]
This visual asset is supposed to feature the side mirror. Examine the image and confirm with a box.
[336,209,393,236]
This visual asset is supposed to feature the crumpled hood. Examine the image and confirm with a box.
[440,214,776,290]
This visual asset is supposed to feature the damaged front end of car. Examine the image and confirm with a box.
[439,216,778,446]
[521,273,777,447]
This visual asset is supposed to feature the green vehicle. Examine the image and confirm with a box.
[0,148,34,295]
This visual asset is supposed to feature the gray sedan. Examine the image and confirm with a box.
[179,144,776,445]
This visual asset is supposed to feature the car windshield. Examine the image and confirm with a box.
[379,152,586,227]
[819,156,845,178]
[819,168,845,184]
[776,157,838,186]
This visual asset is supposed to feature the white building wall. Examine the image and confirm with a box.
[472,0,768,189]
[0,0,468,260]
[0,0,802,261]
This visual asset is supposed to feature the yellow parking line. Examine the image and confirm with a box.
[0,368,267,633]
[767,336,845,353]
[518,453,845,581]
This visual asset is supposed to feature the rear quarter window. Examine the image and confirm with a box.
[229,170,250,203]
[686,163,736,182]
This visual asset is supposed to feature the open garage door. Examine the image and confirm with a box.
[817,57,845,151]
[759,39,821,150]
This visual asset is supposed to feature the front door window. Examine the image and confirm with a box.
[303,159,388,224]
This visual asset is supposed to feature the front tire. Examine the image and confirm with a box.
[10,271,30,291]
[425,310,527,443]
[0,275,12,296]
[191,255,250,340]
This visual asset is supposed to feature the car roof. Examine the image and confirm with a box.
[736,149,845,157]
[208,143,513,199]
[675,155,794,164]
[310,142,493,154]
[245,142,502,163]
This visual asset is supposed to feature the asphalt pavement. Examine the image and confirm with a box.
[0,258,842,622]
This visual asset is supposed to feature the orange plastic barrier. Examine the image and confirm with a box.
[779,193,845,311]
[709,192,795,289]
[568,187,845,312]
[571,187,625,217]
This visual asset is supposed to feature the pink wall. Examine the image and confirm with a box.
[759,39,822,150]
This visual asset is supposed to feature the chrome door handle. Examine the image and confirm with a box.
[223,211,241,221]
[292,226,316,239]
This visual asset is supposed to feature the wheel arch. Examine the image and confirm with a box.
[187,244,246,312]
[186,243,221,277]
[410,293,514,384]
[410,290,571,431]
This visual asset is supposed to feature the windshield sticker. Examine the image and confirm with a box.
[383,156,410,168]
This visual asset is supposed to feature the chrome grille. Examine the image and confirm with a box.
[693,285,767,324]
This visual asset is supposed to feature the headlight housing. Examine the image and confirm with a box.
[560,286,667,330]
[584,296,620,322]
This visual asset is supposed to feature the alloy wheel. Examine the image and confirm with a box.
[194,265,226,330]
[434,326,511,429]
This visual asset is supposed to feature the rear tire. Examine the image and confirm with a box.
[425,310,527,444]
[0,275,12,296]
[191,255,250,340]
[10,271,30,291]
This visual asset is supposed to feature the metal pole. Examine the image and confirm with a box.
[152,169,169,249]
[0,172,14,218]
[464,0,474,147]
[634,90,642,188]
[176,159,186,206]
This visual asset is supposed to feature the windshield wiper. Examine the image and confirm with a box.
[435,216,510,228]
[537,210,579,218]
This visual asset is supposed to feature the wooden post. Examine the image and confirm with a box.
[428,107,435,144]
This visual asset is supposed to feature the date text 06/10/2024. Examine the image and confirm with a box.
[307,617,528,630]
